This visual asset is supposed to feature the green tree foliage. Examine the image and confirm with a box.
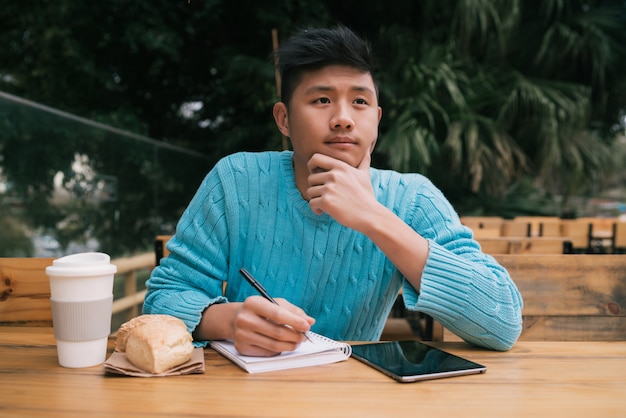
[1,0,625,222]
[0,0,331,158]
[374,0,626,212]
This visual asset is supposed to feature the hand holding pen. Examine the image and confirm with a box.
[239,268,314,343]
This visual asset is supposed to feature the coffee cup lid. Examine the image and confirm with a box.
[46,252,117,277]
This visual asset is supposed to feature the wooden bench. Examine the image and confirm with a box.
[613,221,626,253]
[460,216,504,238]
[512,216,560,237]
[500,220,531,237]
[0,258,54,326]
[1,255,155,329]
[477,237,567,254]
[433,254,626,341]
[464,216,626,253]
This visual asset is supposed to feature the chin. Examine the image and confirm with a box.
[323,149,362,167]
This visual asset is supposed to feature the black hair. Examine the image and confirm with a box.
[274,26,377,107]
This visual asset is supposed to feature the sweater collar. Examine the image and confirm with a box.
[279,151,333,221]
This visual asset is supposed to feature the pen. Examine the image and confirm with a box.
[239,268,313,343]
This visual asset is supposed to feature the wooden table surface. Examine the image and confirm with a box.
[1,327,625,417]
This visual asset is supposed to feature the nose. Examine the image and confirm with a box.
[330,104,354,130]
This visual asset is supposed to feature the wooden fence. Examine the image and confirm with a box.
[111,252,155,323]
[0,253,154,327]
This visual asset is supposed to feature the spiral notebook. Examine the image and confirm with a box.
[211,332,352,373]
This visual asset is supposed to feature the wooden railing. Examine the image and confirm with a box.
[1,253,156,327]
[111,252,155,323]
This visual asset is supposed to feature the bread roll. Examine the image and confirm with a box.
[116,314,194,374]
[115,314,184,352]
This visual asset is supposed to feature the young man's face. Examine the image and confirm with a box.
[273,65,382,172]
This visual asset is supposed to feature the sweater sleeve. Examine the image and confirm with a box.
[142,165,230,347]
[398,179,523,351]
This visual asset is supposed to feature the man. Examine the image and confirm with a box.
[144,26,523,356]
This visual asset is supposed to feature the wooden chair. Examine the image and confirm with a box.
[460,216,504,229]
[460,216,503,236]
[538,221,561,237]
[501,220,530,237]
[432,254,626,342]
[477,237,566,255]
[461,216,504,239]
[559,220,591,253]
[613,222,626,253]
[154,235,173,265]
[507,237,566,254]
[471,227,502,239]
[513,216,560,237]
[0,258,54,326]
[476,238,511,254]
[577,217,615,235]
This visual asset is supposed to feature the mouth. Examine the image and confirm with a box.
[324,136,357,146]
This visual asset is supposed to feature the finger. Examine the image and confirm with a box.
[233,328,301,357]
[307,153,332,174]
[234,300,306,352]
[247,296,312,333]
[275,298,316,326]
[270,304,314,334]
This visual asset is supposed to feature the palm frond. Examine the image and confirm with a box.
[444,116,527,195]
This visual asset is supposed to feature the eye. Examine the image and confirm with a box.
[315,97,331,104]
[354,98,368,105]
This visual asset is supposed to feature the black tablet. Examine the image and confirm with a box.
[351,340,487,383]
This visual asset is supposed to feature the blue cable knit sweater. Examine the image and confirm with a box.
[144,151,523,350]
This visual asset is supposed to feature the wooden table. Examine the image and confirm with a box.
[1,328,625,417]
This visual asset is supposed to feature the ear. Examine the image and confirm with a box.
[273,102,290,137]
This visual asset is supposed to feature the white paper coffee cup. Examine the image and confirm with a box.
[46,252,117,368]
